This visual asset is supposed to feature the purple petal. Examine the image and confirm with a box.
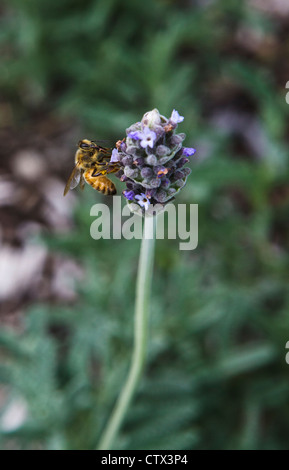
[128,131,142,140]
[140,129,157,149]
[110,148,120,162]
[170,109,184,124]
[123,190,135,201]
[120,141,127,152]
[135,193,150,210]
[182,147,196,156]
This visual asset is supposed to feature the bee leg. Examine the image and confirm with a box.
[91,168,104,177]
[103,165,120,175]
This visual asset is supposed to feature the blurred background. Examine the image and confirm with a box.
[0,0,289,450]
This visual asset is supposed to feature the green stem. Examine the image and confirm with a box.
[97,215,156,450]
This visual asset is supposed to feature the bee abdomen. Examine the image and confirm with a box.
[84,172,116,196]
[96,177,117,195]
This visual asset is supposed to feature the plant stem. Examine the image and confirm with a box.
[97,215,156,450]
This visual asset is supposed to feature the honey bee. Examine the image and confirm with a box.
[63,139,120,196]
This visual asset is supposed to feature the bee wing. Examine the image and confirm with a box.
[79,170,86,190]
[90,140,113,146]
[63,164,82,196]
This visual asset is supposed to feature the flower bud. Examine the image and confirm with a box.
[124,167,139,179]
[156,145,170,156]
[141,167,153,178]
[141,108,162,128]
[122,156,134,166]
[145,155,158,166]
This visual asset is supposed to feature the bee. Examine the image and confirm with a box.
[63,139,120,196]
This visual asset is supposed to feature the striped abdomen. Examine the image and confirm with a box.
[84,170,116,195]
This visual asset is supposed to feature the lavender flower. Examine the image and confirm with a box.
[135,193,150,211]
[112,108,196,214]
[110,148,120,162]
[170,109,184,124]
[123,190,135,201]
[128,128,157,149]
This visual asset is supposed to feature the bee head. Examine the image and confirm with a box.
[78,139,98,151]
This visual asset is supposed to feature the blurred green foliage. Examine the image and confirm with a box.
[1,0,289,450]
